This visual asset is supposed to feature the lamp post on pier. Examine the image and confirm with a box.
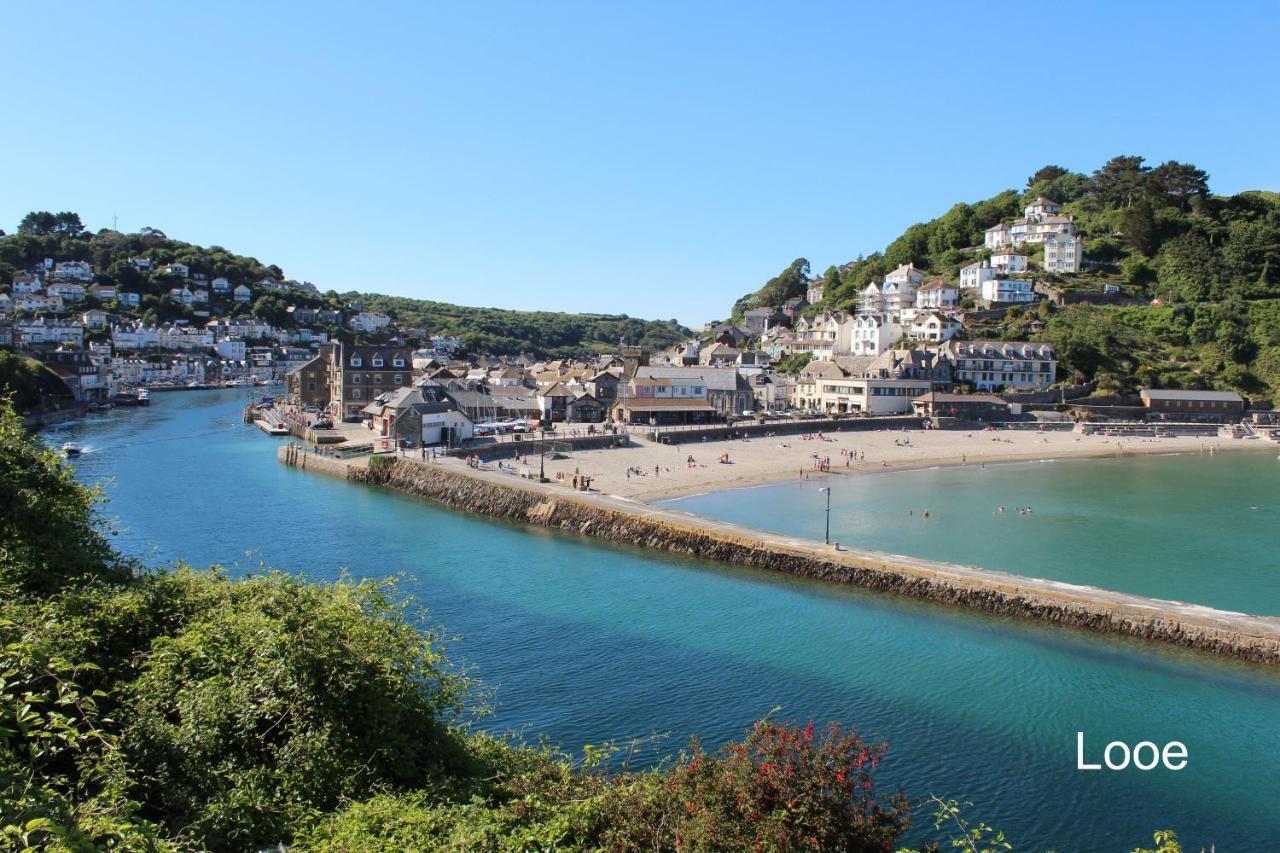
[818,485,831,545]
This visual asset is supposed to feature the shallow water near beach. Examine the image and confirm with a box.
[53,390,1280,851]
[667,451,1280,616]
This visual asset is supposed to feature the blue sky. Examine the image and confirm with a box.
[3,2,1278,326]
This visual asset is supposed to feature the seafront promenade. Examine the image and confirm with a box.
[278,442,1280,665]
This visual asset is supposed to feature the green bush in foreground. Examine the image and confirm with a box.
[0,399,1196,850]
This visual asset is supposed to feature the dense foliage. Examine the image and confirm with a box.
[0,215,690,358]
[0,352,73,413]
[730,156,1280,398]
[352,293,690,358]
[1,399,920,851]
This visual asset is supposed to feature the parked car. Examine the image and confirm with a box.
[474,425,495,437]
[312,418,333,430]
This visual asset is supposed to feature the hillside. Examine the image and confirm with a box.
[0,215,690,358]
[733,158,1280,398]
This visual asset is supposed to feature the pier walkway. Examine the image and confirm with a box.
[279,444,1280,664]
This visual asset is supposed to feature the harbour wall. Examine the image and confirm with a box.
[278,445,1280,665]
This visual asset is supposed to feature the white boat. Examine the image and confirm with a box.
[62,441,82,457]
[136,389,151,406]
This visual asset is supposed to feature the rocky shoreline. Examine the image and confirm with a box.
[280,446,1280,666]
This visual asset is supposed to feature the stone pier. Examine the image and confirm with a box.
[278,445,1280,665]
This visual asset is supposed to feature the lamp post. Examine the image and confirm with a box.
[539,425,547,482]
[819,485,831,545]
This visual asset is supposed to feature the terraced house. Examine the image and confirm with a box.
[325,342,414,420]
[941,340,1057,391]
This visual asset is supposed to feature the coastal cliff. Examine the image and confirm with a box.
[281,447,1280,665]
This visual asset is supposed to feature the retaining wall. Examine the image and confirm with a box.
[277,445,1280,666]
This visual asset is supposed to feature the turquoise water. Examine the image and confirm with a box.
[668,454,1280,616]
[49,391,1280,851]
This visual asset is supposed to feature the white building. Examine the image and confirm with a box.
[981,278,1036,305]
[915,280,959,310]
[164,262,190,278]
[118,292,141,308]
[47,282,86,302]
[942,340,1057,391]
[89,285,118,301]
[850,314,903,357]
[1043,232,1083,273]
[17,317,83,346]
[233,284,253,303]
[17,294,65,313]
[52,261,93,282]
[112,323,160,350]
[169,287,196,305]
[215,338,247,360]
[11,273,42,294]
[858,283,883,315]
[990,248,1028,274]
[211,276,231,293]
[349,311,392,333]
[959,260,998,291]
[81,309,110,330]
[984,222,1011,249]
[907,312,962,343]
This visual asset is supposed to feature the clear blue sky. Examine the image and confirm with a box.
[3,2,1278,326]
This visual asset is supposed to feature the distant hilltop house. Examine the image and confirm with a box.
[46,282,86,302]
[349,312,392,333]
[11,273,42,294]
[980,277,1037,306]
[163,262,190,278]
[1043,232,1084,273]
[984,197,1082,262]
[211,276,231,293]
[233,284,253,302]
[52,260,93,282]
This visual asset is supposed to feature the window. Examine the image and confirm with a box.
[373,374,383,384]
[307,382,315,391]
[393,358,405,367]
[350,357,362,367]
[352,388,362,399]
[394,375,404,385]
[372,358,384,367]
[352,374,361,384]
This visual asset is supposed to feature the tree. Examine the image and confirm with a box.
[1027,165,1069,188]
[1123,199,1160,256]
[17,211,86,237]
[1149,160,1209,210]
[1091,155,1151,208]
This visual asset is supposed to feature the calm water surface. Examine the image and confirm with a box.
[668,452,1280,615]
[49,391,1280,851]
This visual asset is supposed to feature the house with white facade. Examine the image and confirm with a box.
[17,317,84,346]
[984,222,1012,249]
[81,309,110,330]
[89,285,118,301]
[18,294,65,313]
[233,284,253,303]
[215,338,247,360]
[52,261,93,282]
[915,279,959,310]
[349,312,392,333]
[130,256,153,271]
[858,283,883,314]
[907,312,962,343]
[850,313,903,357]
[211,276,231,293]
[980,278,1036,305]
[164,262,190,278]
[959,260,998,291]
[112,323,160,350]
[47,282,86,302]
[990,248,1028,274]
[169,287,196,305]
[1043,232,1083,273]
[11,273,42,294]
[942,339,1057,391]
[118,292,140,308]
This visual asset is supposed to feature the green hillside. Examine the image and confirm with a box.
[0,215,690,359]
[734,158,1280,398]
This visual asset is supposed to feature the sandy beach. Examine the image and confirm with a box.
[478,425,1273,502]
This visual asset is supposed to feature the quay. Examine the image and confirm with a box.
[278,443,1280,666]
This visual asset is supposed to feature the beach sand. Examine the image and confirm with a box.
[478,426,1271,502]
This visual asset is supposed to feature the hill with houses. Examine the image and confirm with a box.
[728,157,1280,400]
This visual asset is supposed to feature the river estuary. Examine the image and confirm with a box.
[50,390,1280,851]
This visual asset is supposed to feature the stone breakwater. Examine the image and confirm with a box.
[279,446,1280,665]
